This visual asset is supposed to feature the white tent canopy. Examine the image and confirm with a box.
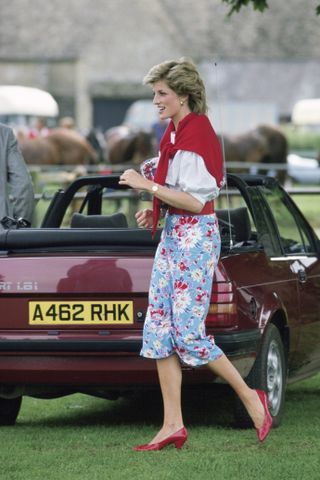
[0,85,59,117]
[292,98,320,125]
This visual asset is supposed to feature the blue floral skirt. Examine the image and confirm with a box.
[140,213,223,367]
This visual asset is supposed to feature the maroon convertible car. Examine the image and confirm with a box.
[0,173,319,426]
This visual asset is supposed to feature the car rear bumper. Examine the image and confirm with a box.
[0,329,260,354]
[0,329,260,387]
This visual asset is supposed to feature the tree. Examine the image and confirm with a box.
[222,0,320,16]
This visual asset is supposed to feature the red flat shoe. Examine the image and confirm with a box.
[133,427,188,451]
[255,389,273,442]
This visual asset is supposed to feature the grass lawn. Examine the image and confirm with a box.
[290,193,320,236]
[0,374,319,480]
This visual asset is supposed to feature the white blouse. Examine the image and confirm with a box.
[141,149,221,206]
[166,150,220,205]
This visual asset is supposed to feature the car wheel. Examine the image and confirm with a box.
[234,323,287,428]
[0,397,22,426]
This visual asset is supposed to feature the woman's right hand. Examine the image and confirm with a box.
[135,208,153,229]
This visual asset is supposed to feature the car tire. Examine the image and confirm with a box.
[234,323,287,428]
[0,396,22,426]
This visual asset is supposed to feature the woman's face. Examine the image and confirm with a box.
[152,80,189,128]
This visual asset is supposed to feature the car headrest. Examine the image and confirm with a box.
[71,212,128,228]
[216,207,251,243]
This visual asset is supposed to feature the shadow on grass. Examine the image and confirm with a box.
[16,375,320,430]
[17,385,235,429]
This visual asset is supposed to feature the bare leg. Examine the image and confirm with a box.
[207,354,265,428]
[148,354,184,444]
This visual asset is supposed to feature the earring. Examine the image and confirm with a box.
[180,100,184,106]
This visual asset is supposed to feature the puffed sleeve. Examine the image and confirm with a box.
[165,150,220,205]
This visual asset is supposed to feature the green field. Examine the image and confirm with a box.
[0,374,319,480]
[291,193,320,236]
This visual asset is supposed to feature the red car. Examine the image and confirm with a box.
[0,174,319,427]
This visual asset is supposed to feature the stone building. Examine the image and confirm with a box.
[0,0,319,132]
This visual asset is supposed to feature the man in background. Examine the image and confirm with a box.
[0,123,34,228]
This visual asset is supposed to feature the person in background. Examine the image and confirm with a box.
[58,116,76,129]
[119,58,272,451]
[151,117,169,151]
[0,123,34,227]
[28,117,50,138]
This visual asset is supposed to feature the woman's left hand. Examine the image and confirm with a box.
[119,169,149,190]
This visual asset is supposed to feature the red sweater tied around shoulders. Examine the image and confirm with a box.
[152,112,224,236]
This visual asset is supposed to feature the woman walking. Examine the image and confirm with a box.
[119,58,272,451]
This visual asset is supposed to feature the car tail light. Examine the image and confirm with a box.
[205,281,237,327]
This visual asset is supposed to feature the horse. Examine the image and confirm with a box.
[222,124,288,184]
[19,128,98,166]
[105,126,156,165]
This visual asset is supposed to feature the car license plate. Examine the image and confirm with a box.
[29,301,134,325]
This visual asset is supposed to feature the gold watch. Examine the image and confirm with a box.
[151,184,159,194]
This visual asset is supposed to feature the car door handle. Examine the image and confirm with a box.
[290,260,307,283]
[297,268,307,283]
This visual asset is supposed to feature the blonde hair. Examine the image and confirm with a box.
[143,58,208,114]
